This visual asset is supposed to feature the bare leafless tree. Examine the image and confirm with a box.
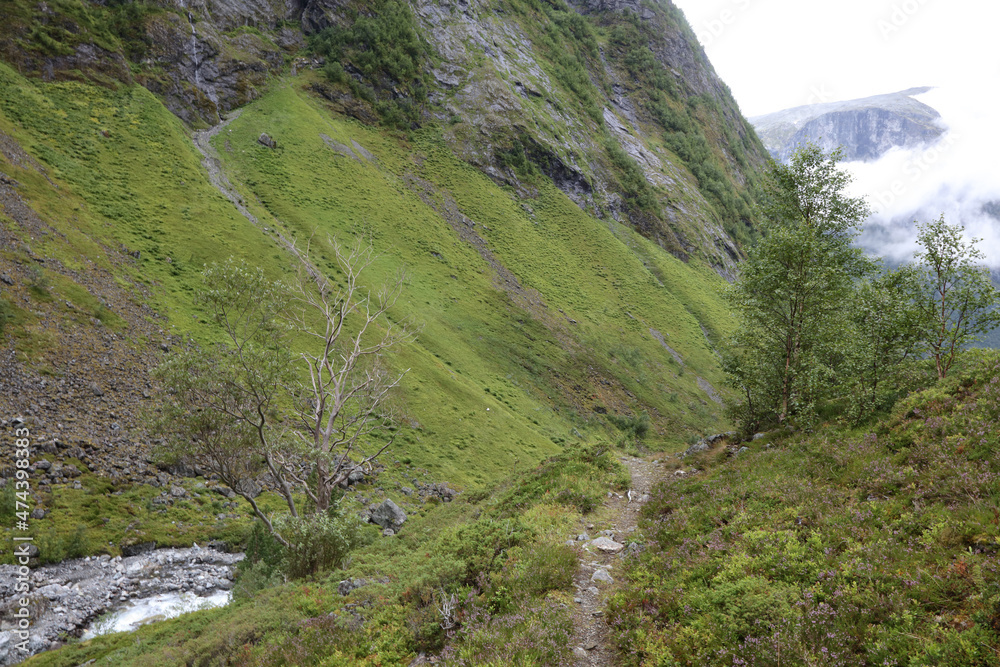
[153,235,415,544]
[281,235,414,512]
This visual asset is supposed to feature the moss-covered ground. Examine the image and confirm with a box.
[0,59,733,486]
[609,351,1000,666]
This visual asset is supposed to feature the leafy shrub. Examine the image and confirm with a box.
[609,352,1000,665]
[234,507,366,595]
[491,443,621,517]
[554,487,598,514]
[27,266,51,300]
[276,509,366,579]
[233,520,287,599]
[608,411,650,440]
[603,137,657,212]
[504,541,577,599]
[437,518,534,585]
[36,525,89,564]
[443,594,573,666]
[0,483,16,522]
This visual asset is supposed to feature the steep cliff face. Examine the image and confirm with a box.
[752,87,943,163]
[0,0,768,275]
[415,0,766,275]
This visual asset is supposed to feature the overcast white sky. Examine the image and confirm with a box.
[671,0,1000,117]
[670,0,1000,265]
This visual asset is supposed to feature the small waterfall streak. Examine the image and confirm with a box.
[187,10,200,86]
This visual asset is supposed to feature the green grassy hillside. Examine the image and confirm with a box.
[0,54,732,548]
[0,3,765,662]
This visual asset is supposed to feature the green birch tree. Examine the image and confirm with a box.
[726,144,874,432]
[843,266,925,421]
[913,215,1000,379]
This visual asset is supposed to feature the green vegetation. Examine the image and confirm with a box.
[725,145,873,432]
[913,215,1000,379]
[532,0,603,124]
[603,8,763,248]
[0,35,736,577]
[0,0,162,76]
[725,145,1000,435]
[0,4,776,662]
[610,351,1000,666]
[311,0,431,129]
[23,444,625,666]
[845,267,927,421]
[4,3,997,666]
[1,472,265,566]
[0,295,14,338]
[154,248,415,553]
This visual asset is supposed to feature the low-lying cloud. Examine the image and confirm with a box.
[843,85,1000,266]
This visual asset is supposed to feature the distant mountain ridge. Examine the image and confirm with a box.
[751,87,943,162]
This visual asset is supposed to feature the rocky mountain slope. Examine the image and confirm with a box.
[0,0,771,491]
[752,87,943,162]
[0,1,770,662]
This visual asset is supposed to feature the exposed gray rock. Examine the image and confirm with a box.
[0,546,242,665]
[752,87,943,163]
[338,578,368,596]
[234,478,262,498]
[368,499,406,532]
[649,328,685,366]
[321,134,360,161]
[681,432,736,457]
[257,133,277,149]
[350,140,376,163]
[588,536,625,554]
[696,376,723,405]
[120,541,157,557]
[681,440,709,457]
[591,568,614,583]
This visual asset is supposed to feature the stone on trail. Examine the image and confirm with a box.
[588,536,625,553]
[591,568,613,583]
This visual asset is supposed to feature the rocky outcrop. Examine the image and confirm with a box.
[752,87,944,163]
[141,9,288,125]
[680,431,735,457]
[3,0,768,274]
[365,499,407,534]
